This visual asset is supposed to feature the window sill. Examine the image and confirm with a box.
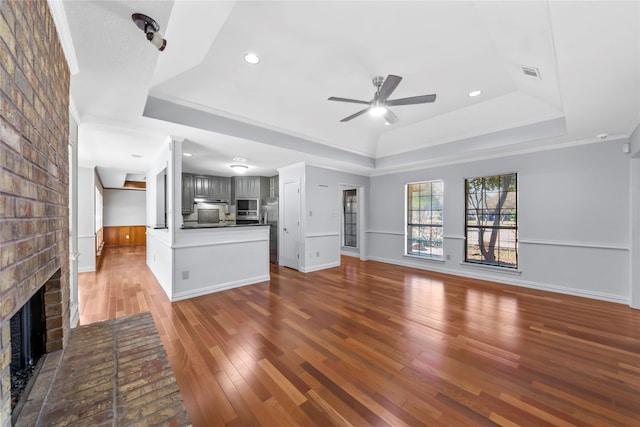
[403,254,445,264]
[460,262,521,275]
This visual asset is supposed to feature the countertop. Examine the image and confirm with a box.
[181,223,269,229]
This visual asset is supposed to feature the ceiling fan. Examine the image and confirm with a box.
[328,74,436,124]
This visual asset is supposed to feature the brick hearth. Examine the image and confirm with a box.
[15,312,191,426]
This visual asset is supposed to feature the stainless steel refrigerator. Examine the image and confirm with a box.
[262,197,278,264]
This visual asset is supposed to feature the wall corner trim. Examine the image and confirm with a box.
[47,0,80,75]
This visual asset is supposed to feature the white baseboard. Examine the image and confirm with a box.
[78,266,96,273]
[171,274,271,302]
[367,256,629,305]
[300,261,340,273]
[70,302,79,328]
[340,251,361,258]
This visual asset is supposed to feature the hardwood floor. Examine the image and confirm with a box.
[79,247,640,426]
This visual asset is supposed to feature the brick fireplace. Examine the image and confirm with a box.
[1,1,71,426]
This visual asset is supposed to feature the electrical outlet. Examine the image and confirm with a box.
[182,270,189,280]
[446,254,451,260]
[316,251,320,257]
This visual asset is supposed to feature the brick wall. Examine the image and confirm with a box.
[0,1,70,425]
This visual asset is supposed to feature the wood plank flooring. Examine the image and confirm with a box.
[79,246,640,426]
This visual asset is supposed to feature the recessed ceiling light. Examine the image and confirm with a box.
[384,121,391,126]
[468,90,482,97]
[230,164,249,173]
[244,53,260,64]
[182,152,193,157]
[233,157,247,162]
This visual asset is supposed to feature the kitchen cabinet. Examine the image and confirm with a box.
[194,175,209,198]
[269,175,279,197]
[209,176,230,200]
[231,176,270,200]
[182,173,194,214]
[235,176,258,198]
[193,175,230,200]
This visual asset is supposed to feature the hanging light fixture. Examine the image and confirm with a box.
[132,13,167,51]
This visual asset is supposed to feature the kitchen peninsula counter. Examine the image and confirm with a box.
[180,223,268,229]
[146,221,271,302]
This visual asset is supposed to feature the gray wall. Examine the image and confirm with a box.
[104,189,147,226]
[368,140,631,303]
[77,167,98,272]
[630,123,640,158]
[303,165,370,271]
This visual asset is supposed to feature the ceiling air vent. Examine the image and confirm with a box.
[521,66,541,80]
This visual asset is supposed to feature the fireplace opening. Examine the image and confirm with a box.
[10,286,46,413]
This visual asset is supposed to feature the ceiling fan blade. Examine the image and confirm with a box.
[384,110,399,125]
[340,108,369,122]
[328,96,370,105]
[377,75,403,102]
[387,94,437,106]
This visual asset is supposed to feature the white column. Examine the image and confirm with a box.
[69,111,80,327]
[631,157,640,309]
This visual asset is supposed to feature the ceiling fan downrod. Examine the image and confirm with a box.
[372,76,385,92]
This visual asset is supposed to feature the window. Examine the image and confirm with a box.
[406,180,443,258]
[342,189,357,247]
[465,173,517,268]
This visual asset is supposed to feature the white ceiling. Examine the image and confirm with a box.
[61,1,640,189]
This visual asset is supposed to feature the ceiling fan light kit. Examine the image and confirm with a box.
[329,74,436,124]
[132,13,167,51]
[369,102,387,117]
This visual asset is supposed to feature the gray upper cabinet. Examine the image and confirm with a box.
[269,175,279,197]
[232,176,270,200]
[182,173,195,214]
[194,175,209,198]
[193,175,230,200]
[234,176,257,198]
[209,176,230,200]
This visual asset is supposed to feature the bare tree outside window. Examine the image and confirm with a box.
[465,173,517,268]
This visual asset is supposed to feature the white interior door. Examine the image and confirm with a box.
[282,181,300,270]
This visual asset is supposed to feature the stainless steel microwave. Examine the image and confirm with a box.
[236,198,259,211]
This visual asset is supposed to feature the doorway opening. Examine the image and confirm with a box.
[340,185,365,260]
[342,188,357,248]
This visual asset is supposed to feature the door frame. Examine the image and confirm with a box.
[281,179,301,270]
